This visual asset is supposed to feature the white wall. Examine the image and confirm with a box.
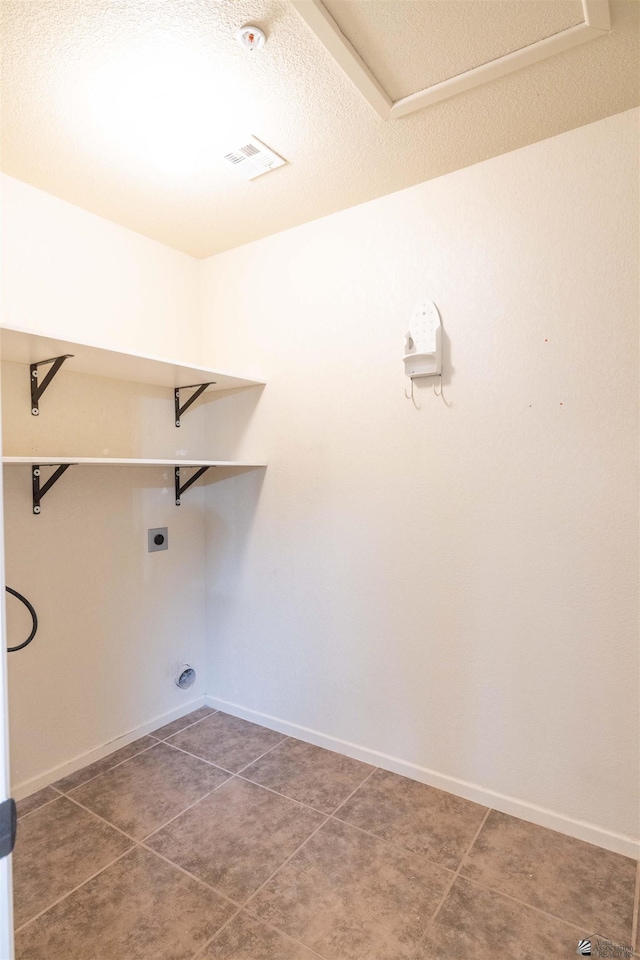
[200,109,639,855]
[1,175,201,363]
[0,176,208,791]
[2,113,638,854]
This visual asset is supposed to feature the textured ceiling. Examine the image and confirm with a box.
[0,0,638,258]
[324,0,585,100]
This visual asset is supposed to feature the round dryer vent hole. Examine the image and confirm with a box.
[176,665,196,690]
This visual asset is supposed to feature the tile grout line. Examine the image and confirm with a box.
[233,735,291,775]
[218,908,332,960]
[320,764,379,822]
[55,740,159,794]
[161,739,238,776]
[241,766,380,920]
[63,793,146,845]
[52,709,219,797]
[16,795,62,822]
[65,773,236,850]
[332,767,379,804]
[142,774,237,843]
[151,708,219,741]
[454,870,632,940]
[188,906,244,960]
[234,772,333,817]
[13,845,137,935]
[139,842,243,911]
[162,722,288,777]
[250,916,331,960]
[187,901,331,960]
[242,913,331,960]
[168,732,292,785]
[329,765,380,820]
[164,728,366,818]
[327,810,461,876]
[241,814,330,912]
[408,806,493,960]
[326,761,484,873]
[234,736,377,818]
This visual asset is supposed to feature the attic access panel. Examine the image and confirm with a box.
[290,0,610,119]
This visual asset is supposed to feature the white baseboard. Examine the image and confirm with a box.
[15,690,638,861]
[205,695,640,861]
[12,696,207,801]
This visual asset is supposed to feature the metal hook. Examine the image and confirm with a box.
[434,375,451,406]
[405,378,421,409]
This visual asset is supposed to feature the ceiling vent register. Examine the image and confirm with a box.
[222,136,287,180]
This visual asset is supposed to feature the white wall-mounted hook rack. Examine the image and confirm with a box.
[403,300,442,381]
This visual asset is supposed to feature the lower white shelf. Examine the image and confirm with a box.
[2,457,267,513]
[3,457,267,467]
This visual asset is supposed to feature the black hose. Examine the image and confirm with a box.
[6,586,38,652]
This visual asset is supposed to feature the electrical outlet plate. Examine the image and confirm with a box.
[148,527,168,552]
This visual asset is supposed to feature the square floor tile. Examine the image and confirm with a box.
[54,736,157,793]
[16,787,60,820]
[415,876,588,959]
[243,738,374,813]
[202,912,320,959]
[151,706,217,740]
[250,818,451,960]
[13,796,132,928]
[69,742,229,839]
[460,810,636,946]
[167,712,286,772]
[147,777,324,902]
[15,846,234,960]
[336,768,488,869]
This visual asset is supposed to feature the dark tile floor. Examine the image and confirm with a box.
[12,708,639,960]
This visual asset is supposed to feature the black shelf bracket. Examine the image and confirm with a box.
[175,465,211,505]
[32,464,73,515]
[30,355,74,416]
[174,382,215,427]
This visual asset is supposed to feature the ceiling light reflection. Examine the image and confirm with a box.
[87,42,254,175]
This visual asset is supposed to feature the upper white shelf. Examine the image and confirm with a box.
[0,325,265,392]
[3,458,267,467]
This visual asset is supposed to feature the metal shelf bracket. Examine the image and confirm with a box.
[30,355,74,416]
[174,382,215,427]
[175,465,211,505]
[32,464,73,515]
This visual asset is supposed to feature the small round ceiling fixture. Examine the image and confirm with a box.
[237,25,266,52]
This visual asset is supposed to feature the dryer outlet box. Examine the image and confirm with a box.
[148,528,168,552]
